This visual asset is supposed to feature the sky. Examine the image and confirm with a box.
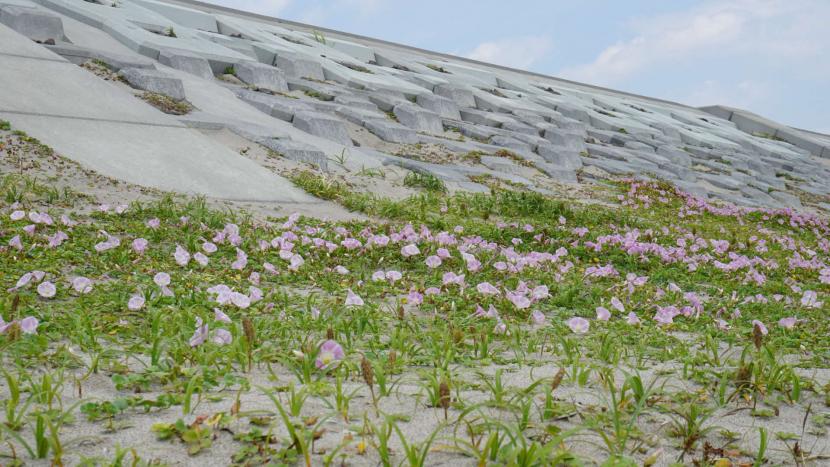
[211,0,829,133]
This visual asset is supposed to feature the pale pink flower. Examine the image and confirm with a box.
[531,285,549,301]
[778,317,798,329]
[37,281,56,298]
[72,277,93,294]
[10,210,25,221]
[530,310,546,325]
[289,254,304,271]
[401,244,420,257]
[189,318,209,347]
[596,306,611,321]
[132,238,148,254]
[566,317,589,334]
[626,312,641,325]
[800,290,823,309]
[476,282,500,296]
[212,328,232,345]
[174,245,190,266]
[506,291,531,310]
[715,319,730,331]
[334,265,349,275]
[230,292,251,309]
[316,340,344,369]
[128,294,145,311]
[425,255,442,268]
[345,289,364,307]
[214,308,232,323]
[194,252,209,266]
[610,297,625,313]
[752,319,768,336]
[372,270,386,282]
[9,235,23,250]
[153,272,171,287]
[494,320,507,334]
[231,248,248,270]
[19,316,39,334]
[146,218,160,229]
[386,270,402,283]
[202,242,217,254]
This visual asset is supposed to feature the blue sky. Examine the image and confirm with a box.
[213,0,829,133]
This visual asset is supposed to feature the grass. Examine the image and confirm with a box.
[140,92,193,115]
[1,127,829,465]
[403,172,446,193]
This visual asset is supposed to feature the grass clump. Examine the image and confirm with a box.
[140,92,193,115]
[403,172,446,193]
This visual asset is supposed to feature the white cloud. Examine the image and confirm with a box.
[465,35,553,70]
[559,0,830,86]
[683,79,772,108]
[213,0,291,16]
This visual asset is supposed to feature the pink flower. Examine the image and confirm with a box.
[752,319,768,336]
[202,242,217,254]
[596,306,611,321]
[531,310,546,325]
[230,292,251,309]
[14,272,33,289]
[146,218,160,229]
[778,317,798,329]
[153,272,171,287]
[94,232,120,252]
[289,254,304,271]
[566,317,589,334]
[345,289,364,307]
[132,238,148,254]
[231,248,248,270]
[476,282,500,296]
[20,316,39,334]
[194,252,209,266]
[214,308,232,323]
[189,318,209,347]
[316,340,344,369]
[531,285,549,301]
[334,265,349,275]
[128,294,145,311]
[506,291,531,310]
[407,289,424,306]
[494,320,507,334]
[212,328,232,345]
[800,290,823,308]
[626,312,640,325]
[72,277,93,294]
[610,297,625,313]
[425,255,442,268]
[10,210,25,221]
[37,281,56,298]
[174,245,190,266]
[372,270,386,282]
[9,235,22,250]
[715,319,730,331]
[401,244,420,257]
[386,270,402,283]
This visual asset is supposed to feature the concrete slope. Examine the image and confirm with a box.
[0,23,313,203]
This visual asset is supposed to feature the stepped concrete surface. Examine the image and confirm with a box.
[0,22,313,203]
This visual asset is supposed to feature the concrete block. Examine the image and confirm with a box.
[159,49,213,79]
[415,93,460,120]
[275,54,325,80]
[434,83,475,108]
[292,111,352,146]
[364,119,418,144]
[120,67,186,101]
[0,5,64,42]
[536,144,584,170]
[234,61,287,92]
[392,103,443,134]
[258,138,328,170]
